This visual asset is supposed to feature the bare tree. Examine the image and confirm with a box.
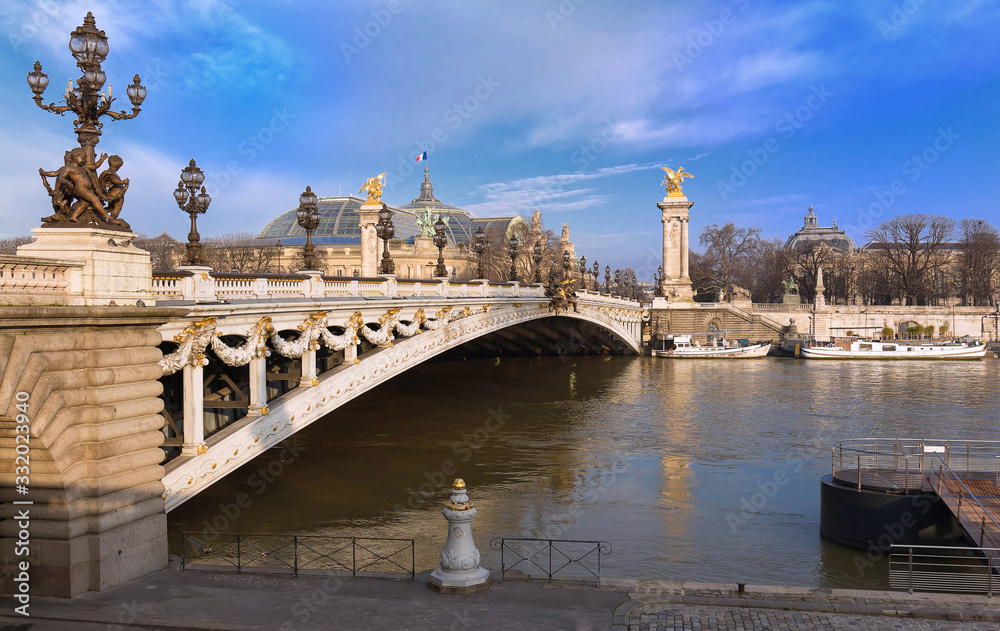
[865,214,955,305]
[855,254,894,305]
[744,237,785,303]
[689,251,718,301]
[0,236,32,255]
[955,218,1000,305]
[827,250,858,305]
[133,231,182,270]
[203,232,278,273]
[784,242,835,303]
[461,224,545,283]
[697,222,762,300]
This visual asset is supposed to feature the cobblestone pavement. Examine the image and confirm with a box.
[635,604,1000,630]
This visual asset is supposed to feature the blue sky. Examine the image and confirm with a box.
[1,0,999,277]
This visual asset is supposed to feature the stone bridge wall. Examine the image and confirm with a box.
[0,306,183,597]
[751,304,999,340]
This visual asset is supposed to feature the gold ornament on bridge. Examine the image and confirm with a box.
[360,173,386,203]
[660,166,693,198]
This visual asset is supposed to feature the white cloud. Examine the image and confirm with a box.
[464,162,659,217]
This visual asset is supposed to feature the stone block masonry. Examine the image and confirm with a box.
[0,305,185,598]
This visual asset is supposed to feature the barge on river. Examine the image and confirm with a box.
[802,339,987,360]
[652,334,770,359]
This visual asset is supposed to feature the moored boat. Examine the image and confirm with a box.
[652,334,771,359]
[801,339,987,360]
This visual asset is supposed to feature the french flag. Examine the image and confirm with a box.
[415,151,427,162]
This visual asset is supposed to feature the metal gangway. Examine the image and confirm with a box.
[832,438,1000,594]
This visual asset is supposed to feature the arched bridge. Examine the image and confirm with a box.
[151,275,644,511]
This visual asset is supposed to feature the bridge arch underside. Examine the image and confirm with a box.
[162,304,640,510]
[440,315,636,358]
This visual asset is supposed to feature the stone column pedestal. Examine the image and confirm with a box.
[17,227,155,306]
[428,479,492,593]
[356,202,384,278]
[175,266,216,302]
[657,197,694,302]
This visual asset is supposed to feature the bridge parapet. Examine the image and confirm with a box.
[150,269,643,309]
[0,254,84,306]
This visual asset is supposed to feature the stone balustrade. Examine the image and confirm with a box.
[0,254,83,305]
[149,269,641,307]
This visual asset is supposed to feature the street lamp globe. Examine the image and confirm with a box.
[68,13,109,68]
[173,181,188,207]
[126,74,147,107]
[26,61,49,95]
[196,187,211,209]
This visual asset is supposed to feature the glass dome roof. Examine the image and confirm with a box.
[257,166,528,248]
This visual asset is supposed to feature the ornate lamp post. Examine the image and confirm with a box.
[562,250,571,279]
[593,261,599,291]
[26,13,146,166]
[295,186,320,271]
[507,234,520,282]
[173,160,212,266]
[615,269,622,296]
[376,205,395,275]
[473,225,487,279]
[532,242,543,284]
[604,265,611,293]
[433,215,448,277]
[579,256,587,288]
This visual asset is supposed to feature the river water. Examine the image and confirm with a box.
[167,355,1000,588]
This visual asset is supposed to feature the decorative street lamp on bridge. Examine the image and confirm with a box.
[532,242,543,284]
[26,12,147,166]
[376,205,395,275]
[579,256,587,289]
[295,186,320,271]
[433,215,448,278]
[473,225,487,279]
[173,160,212,267]
[593,261,599,292]
[507,234,520,282]
[562,250,571,279]
[604,265,611,294]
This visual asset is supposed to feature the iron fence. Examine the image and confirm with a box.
[890,544,997,595]
[831,438,1000,491]
[490,537,611,584]
[181,532,414,580]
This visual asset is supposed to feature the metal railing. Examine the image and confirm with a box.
[181,532,414,580]
[490,537,611,584]
[890,545,997,595]
[929,454,1000,551]
[831,438,1000,491]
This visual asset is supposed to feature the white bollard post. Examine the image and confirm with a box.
[428,478,492,593]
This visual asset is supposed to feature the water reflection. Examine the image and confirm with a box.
[168,355,1000,588]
